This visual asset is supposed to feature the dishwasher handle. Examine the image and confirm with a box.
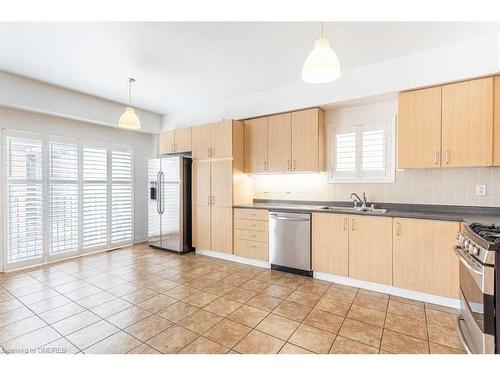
[270,216,309,222]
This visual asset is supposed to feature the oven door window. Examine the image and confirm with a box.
[459,262,484,331]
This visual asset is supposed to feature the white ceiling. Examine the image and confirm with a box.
[0,22,498,118]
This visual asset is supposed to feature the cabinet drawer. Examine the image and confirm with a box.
[234,239,268,262]
[234,229,268,243]
[234,208,269,221]
[234,219,268,232]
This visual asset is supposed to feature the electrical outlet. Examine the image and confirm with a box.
[476,185,487,196]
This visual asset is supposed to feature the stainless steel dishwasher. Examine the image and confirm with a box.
[269,211,312,276]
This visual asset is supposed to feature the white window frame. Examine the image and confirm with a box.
[328,116,396,184]
[1,128,135,271]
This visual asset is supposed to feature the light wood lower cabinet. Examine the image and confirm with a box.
[211,206,233,254]
[348,215,393,285]
[233,208,269,261]
[192,204,210,249]
[393,218,459,299]
[312,213,349,277]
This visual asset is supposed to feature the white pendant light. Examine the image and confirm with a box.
[302,22,341,84]
[118,77,141,130]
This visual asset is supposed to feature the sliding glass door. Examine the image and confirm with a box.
[1,130,134,271]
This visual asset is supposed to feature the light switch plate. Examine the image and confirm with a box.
[476,185,487,196]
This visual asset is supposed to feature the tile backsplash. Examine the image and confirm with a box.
[251,167,500,207]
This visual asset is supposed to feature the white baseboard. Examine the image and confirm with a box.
[314,272,460,309]
[192,250,459,309]
[195,249,270,269]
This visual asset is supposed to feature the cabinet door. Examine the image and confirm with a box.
[244,117,268,173]
[312,213,348,277]
[174,127,192,153]
[348,215,393,285]
[191,161,211,249]
[268,113,292,172]
[211,160,233,207]
[192,124,212,160]
[398,87,442,168]
[211,120,233,159]
[494,76,500,166]
[192,161,211,205]
[211,206,233,254]
[291,108,322,171]
[159,130,175,154]
[393,218,459,298]
[442,77,493,167]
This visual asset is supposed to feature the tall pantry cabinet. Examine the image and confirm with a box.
[191,120,252,254]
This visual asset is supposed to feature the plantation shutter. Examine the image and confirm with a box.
[48,140,79,255]
[82,145,108,249]
[5,135,44,263]
[111,148,133,244]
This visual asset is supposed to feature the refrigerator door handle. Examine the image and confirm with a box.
[158,171,165,214]
[156,171,161,214]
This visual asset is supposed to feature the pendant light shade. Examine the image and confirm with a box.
[302,23,341,84]
[118,106,141,129]
[118,78,141,130]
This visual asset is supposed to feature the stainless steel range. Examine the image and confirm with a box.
[456,223,499,354]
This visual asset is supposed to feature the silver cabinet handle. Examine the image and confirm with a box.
[264,160,267,171]
[351,218,355,231]
[171,143,174,152]
[343,218,347,231]
[433,151,439,165]
[287,160,291,170]
[395,222,401,236]
[208,195,211,205]
[293,160,297,170]
[444,151,450,164]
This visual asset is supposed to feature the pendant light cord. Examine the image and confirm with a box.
[321,22,324,38]
[127,77,135,106]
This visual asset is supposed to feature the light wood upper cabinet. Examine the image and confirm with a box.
[398,87,442,168]
[494,76,500,166]
[159,128,192,154]
[174,127,192,153]
[192,120,234,160]
[348,215,393,285]
[192,124,212,159]
[159,130,175,154]
[312,213,349,277]
[393,218,459,299]
[291,108,325,172]
[211,120,233,159]
[244,117,268,173]
[442,77,493,167]
[268,113,292,172]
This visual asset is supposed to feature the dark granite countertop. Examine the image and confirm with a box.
[233,199,500,225]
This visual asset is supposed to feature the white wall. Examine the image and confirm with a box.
[0,107,157,242]
[251,100,500,207]
[0,71,163,134]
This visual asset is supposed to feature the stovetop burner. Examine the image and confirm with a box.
[469,223,500,244]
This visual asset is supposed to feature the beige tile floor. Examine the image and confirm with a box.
[0,243,465,354]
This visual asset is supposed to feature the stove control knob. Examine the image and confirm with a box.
[467,243,479,255]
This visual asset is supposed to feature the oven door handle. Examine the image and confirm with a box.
[454,246,482,275]
[456,316,473,354]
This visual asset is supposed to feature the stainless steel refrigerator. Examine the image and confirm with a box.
[148,155,192,253]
